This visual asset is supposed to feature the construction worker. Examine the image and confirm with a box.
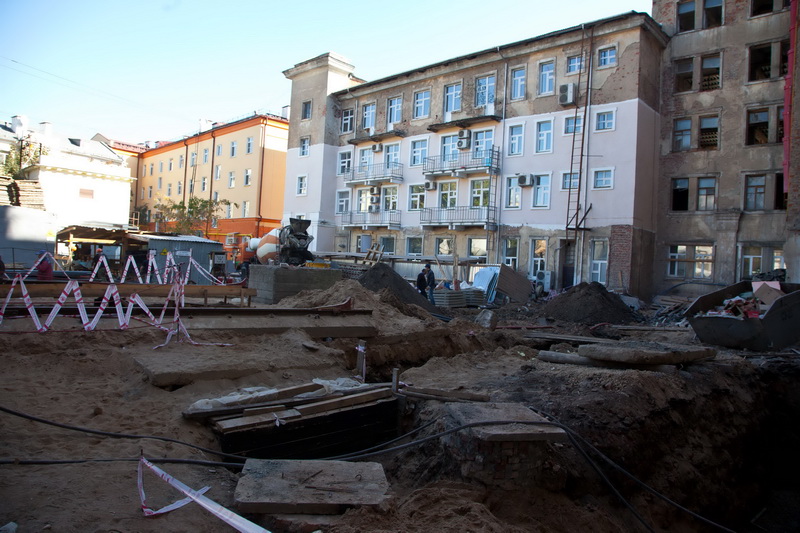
[36,250,54,281]
[425,263,436,305]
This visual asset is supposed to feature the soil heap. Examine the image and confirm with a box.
[358,262,439,314]
[542,282,635,325]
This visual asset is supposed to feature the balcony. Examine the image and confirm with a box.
[344,162,404,187]
[420,205,497,230]
[340,209,401,229]
[423,147,500,177]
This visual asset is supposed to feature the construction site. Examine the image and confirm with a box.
[1,233,800,533]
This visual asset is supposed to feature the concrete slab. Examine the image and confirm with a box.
[577,341,716,365]
[234,459,389,514]
[249,265,342,304]
[446,403,567,442]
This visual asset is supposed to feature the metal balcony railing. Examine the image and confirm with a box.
[423,147,500,175]
[420,205,497,226]
[344,162,404,184]
[340,209,401,227]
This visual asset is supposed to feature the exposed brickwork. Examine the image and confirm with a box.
[608,224,633,293]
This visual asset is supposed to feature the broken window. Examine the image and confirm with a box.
[668,245,687,277]
[778,107,784,142]
[672,178,690,210]
[745,175,766,210]
[673,118,692,151]
[677,1,696,32]
[531,239,547,277]
[780,40,790,76]
[746,109,770,145]
[775,173,786,210]
[741,246,762,279]
[675,59,694,92]
[436,237,453,256]
[751,0,773,16]
[694,246,714,279]
[703,0,723,28]
[699,116,719,149]
[749,44,773,81]
[700,55,721,90]
[697,177,716,210]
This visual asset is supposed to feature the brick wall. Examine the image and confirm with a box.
[608,224,633,293]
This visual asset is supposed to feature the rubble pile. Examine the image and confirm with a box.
[692,282,785,320]
[542,282,635,325]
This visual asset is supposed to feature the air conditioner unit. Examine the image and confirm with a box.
[559,83,576,106]
[535,270,554,290]
[424,181,437,191]
[518,174,533,187]
[457,129,471,139]
[456,138,471,150]
[368,205,380,213]
[369,186,381,195]
[369,196,380,204]
[371,143,383,152]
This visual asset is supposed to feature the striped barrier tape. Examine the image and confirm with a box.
[138,457,270,532]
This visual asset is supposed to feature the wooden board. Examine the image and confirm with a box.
[294,388,393,416]
[215,408,302,433]
[523,331,616,344]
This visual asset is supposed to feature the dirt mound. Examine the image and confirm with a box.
[542,282,635,325]
[359,262,439,314]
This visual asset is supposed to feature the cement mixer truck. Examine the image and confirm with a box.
[250,218,315,266]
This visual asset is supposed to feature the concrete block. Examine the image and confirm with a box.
[249,265,342,304]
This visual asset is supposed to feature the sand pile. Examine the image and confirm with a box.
[542,282,635,325]
[358,262,438,314]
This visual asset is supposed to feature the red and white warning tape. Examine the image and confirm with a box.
[138,457,270,533]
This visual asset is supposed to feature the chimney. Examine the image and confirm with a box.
[39,122,52,136]
[281,105,290,120]
[11,115,29,137]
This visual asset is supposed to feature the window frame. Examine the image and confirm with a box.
[592,168,614,190]
[296,175,308,196]
[228,171,235,189]
[387,96,402,126]
[341,108,354,133]
[336,190,351,214]
[537,60,555,96]
[444,83,462,113]
[410,138,428,167]
[301,100,312,120]
[566,54,585,74]
[406,236,423,256]
[505,176,521,209]
[244,168,252,186]
[246,136,254,154]
[535,120,553,153]
[362,102,376,130]
[337,151,352,176]
[673,118,692,151]
[475,74,496,108]
[508,124,524,156]
[510,67,526,100]
[409,184,426,211]
[595,109,616,132]
[299,136,310,157]
[412,90,431,119]
[532,174,551,208]
[597,46,618,68]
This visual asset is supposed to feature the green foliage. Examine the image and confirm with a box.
[154,196,236,235]
[2,136,47,179]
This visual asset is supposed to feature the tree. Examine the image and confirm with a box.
[2,136,47,179]
[153,196,235,236]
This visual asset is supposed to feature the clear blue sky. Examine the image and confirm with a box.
[0,0,652,144]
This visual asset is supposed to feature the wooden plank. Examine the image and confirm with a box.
[522,331,616,344]
[294,388,393,416]
[403,386,489,402]
[242,405,287,416]
[215,408,302,433]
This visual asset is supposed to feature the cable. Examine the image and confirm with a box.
[0,457,243,468]
[321,418,440,460]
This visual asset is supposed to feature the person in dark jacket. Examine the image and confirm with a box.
[425,264,436,305]
[415,269,427,296]
[36,250,54,281]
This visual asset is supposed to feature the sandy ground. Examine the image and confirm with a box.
[1,279,799,532]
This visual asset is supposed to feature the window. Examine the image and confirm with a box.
[201,177,207,192]
[140,186,144,200]
[741,246,763,279]
[244,168,252,186]
[506,176,521,208]
[745,175,766,210]
[598,47,617,67]
[562,172,579,190]
[436,237,454,256]
[475,75,495,107]
[774,248,785,270]
[699,116,719,149]
[213,191,219,201]
[150,163,154,175]
[535,121,553,153]
[168,159,173,171]
[384,144,400,170]
[746,109,769,145]
[341,109,354,133]
[358,148,372,172]
[362,103,376,130]
[703,0,722,28]
[242,201,249,217]
[387,97,402,126]
[567,55,584,74]
[532,174,550,207]
[230,141,237,157]
[503,238,519,269]
[226,204,232,219]
[596,111,615,131]
[413,90,430,119]
[697,177,716,210]
[337,151,352,175]
[678,0,696,32]
[508,125,523,156]
[410,139,428,166]
[356,189,369,212]
[216,144,222,157]
[776,172,786,209]
[379,236,395,255]
[203,148,209,164]
[177,181,182,195]
[444,83,461,113]
[538,61,554,95]
[468,238,487,258]
[296,175,307,195]
[668,245,687,277]
[383,186,398,211]
[301,100,312,120]
[751,0,788,16]
[167,183,172,196]
[214,165,221,180]
[439,181,457,208]
[299,137,310,156]
[591,240,609,284]
[673,118,692,151]
[672,178,690,210]
[531,239,547,277]
[675,58,694,92]
[593,169,613,189]
[407,237,422,255]
[510,68,526,100]
[778,106,785,142]
[179,155,184,168]
[158,177,162,190]
[469,179,489,208]
[409,184,426,210]
[472,130,493,156]
[441,135,459,163]
[694,246,713,279]
[189,179,194,194]
[228,171,235,188]
[749,43,773,81]
[564,116,583,135]
[336,190,350,214]
[190,152,197,167]
[701,54,721,90]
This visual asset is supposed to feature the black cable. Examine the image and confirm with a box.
[0,457,243,468]
[321,418,440,460]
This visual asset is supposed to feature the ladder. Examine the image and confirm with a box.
[361,243,385,265]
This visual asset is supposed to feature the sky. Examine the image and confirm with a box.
[0,0,652,145]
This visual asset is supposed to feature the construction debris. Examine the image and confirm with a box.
[542,282,635,325]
